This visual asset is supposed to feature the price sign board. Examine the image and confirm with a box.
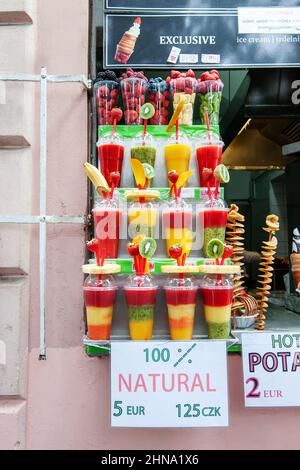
[242,332,300,407]
[111,341,228,427]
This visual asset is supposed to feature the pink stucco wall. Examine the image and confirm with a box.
[23,0,300,450]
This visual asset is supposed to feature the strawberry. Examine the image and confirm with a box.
[169,244,182,260]
[140,95,145,105]
[210,69,220,79]
[200,72,212,82]
[126,98,135,108]
[110,171,120,187]
[160,117,168,125]
[110,88,118,100]
[127,242,139,257]
[174,78,185,90]
[168,170,179,185]
[223,245,233,259]
[99,85,109,97]
[87,239,99,254]
[171,70,180,78]
[186,69,195,78]
[185,87,193,95]
[163,99,169,108]
[166,76,171,84]
[125,110,138,122]
[111,108,123,122]
[198,81,207,93]
[161,107,169,117]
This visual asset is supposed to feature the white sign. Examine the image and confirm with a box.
[180,53,199,64]
[111,341,228,427]
[238,7,300,35]
[242,332,300,407]
[201,54,220,64]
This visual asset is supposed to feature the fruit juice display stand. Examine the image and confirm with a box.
[83,123,239,357]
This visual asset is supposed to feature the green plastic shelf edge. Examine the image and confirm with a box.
[98,124,220,139]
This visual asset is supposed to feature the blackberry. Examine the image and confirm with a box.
[105,70,118,82]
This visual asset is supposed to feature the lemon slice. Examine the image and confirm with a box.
[161,265,199,274]
[82,264,121,275]
[167,96,186,132]
[131,158,146,188]
[125,189,160,201]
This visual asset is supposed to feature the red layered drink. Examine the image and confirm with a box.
[195,133,224,188]
[93,199,121,259]
[198,197,228,258]
[124,274,157,340]
[163,200,193,259]
[83,275,117,341]
[165,277,198,340]
[97,133,124,187]
[200,274,233,339]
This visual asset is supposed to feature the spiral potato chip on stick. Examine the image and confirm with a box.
[226,204,246,310]
[255,215,280,331]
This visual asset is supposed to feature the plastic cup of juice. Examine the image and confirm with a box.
[198,197,228,258]
[165,276,198,340]
[130,132,156,188]
[164,132,191,187]
[128,201,157,240]
[195,132,224,188]
[124,274,157,340]
[162,199,193,258]
[93,198,121,259]
[97,132,124,187]
[200,273,233,339]
[83,270,117,341]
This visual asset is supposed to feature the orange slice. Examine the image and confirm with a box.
[167,96,186,132]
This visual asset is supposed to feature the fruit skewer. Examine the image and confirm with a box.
[255,215,280,331]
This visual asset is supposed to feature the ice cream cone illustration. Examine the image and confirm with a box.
[114,18,141,64]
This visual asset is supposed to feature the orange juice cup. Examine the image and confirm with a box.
[164,132,191,187]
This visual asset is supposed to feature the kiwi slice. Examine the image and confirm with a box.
[140,103,155,120]
[139,237,157,259]
[207,238,225,259]
[214,164,230,184]
[142,163,155,180]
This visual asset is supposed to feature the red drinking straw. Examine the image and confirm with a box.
[111,117,117,143]
[142,118,147,146]
[205,110,211,144]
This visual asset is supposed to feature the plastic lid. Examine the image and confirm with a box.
[131,131,155,148]
[166,130,190,145]
[82,264,121,275]
[199,196,228,210]
[125,189,160,200]
[97,131,123,146]
[161,265,199,274]
[125,273,157,288]
[194,130,223,146]
[198,265,240,275]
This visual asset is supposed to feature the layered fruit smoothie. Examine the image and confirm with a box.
[93,204,121,258]
[198,70,224,126]
[196,144,223,187]
[199,208,228,258]
[130,146,156,188]
[163,206,192,258]
[148,78,169,125]
[84,284,116,340]
[128,204,157,240]
[165,286,198,340]
[97,142,124,187]
[201,285,233,339]
[163,206,193,257]
[165,143,191,187]
[124,286,157,340]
